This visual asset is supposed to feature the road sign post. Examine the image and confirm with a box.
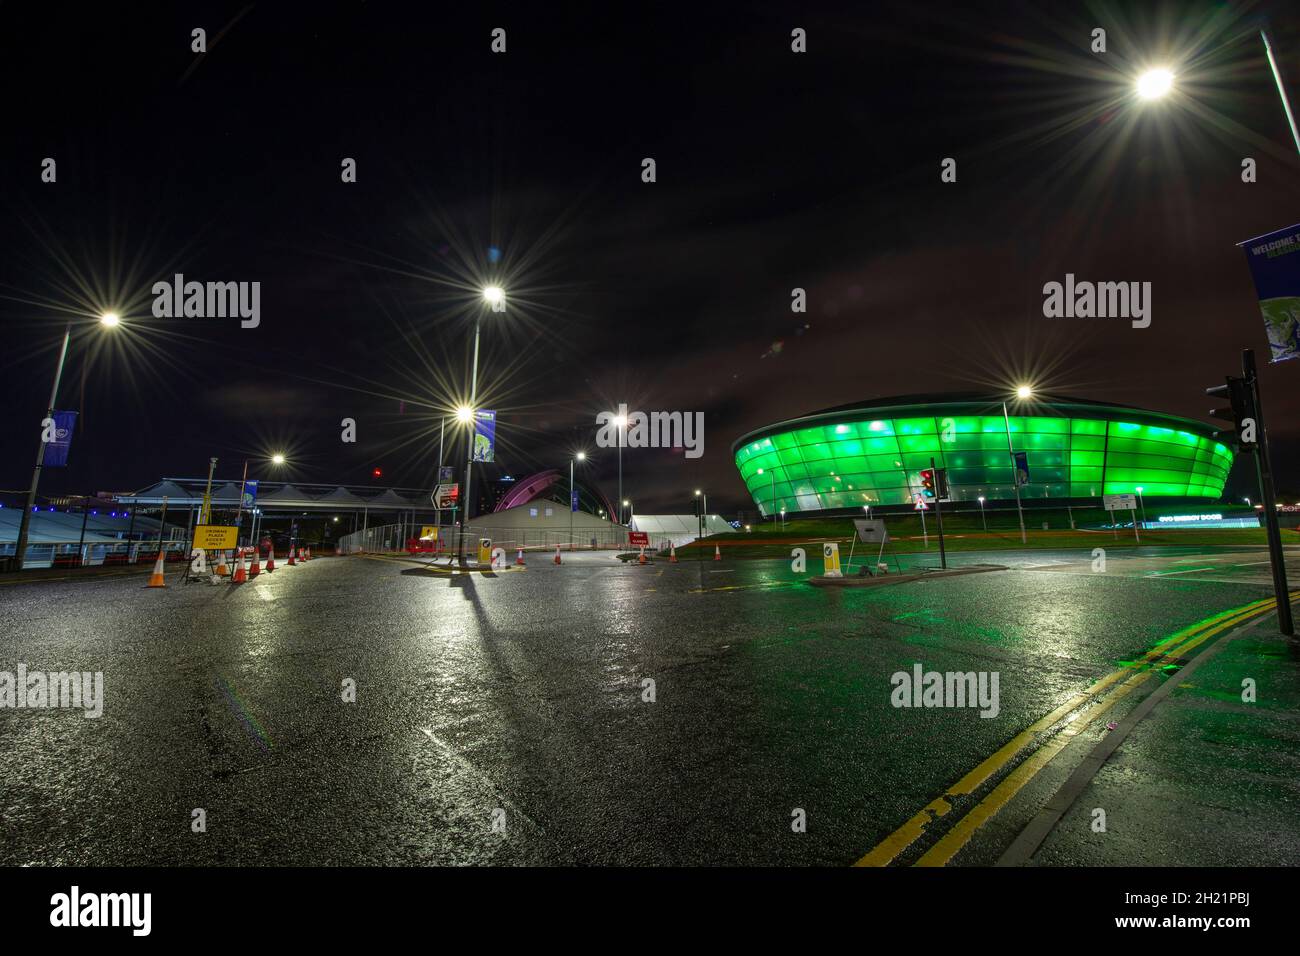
[1244,349,1293,635]
[1102,494,1140,544]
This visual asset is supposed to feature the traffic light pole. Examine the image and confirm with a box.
[1243,349,1293,636]
[930,457,947,570]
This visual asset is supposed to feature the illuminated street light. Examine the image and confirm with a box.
[459,286,507,562]
[757,467,778,521]
[612,412,628,525]
[272,453,286,465]
[15,313,121,570]
[978,495,987,532]
[1136,68,1174,100]
[1003,391,1030,544]
[569,451,588,551]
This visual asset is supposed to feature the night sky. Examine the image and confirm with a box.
[4,0,1300,515]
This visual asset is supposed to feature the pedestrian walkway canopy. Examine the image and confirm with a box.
[117,479,431,513]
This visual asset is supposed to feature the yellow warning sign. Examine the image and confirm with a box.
[194,525,238,550]
[420,526,439,540]
[822,542,843,578]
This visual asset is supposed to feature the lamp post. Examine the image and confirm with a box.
[780,506,786,531]
[978,495,987,532]
[694,489,707,539]
[614,413,627,526]
[1135,486,1147,529]
[757,467,777,521]
[459,287,503,562]
[569,451,585,551]
[622,498,631,525]
[14,313,120,571]
[1003,387,1030,545]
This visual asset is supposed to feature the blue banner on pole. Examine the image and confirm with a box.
[571,490,579,513]
[1013,451,1030,486]
[472,410,496,463]
[1239,224,1300,363]
[241,480,259,510]
[43,410,77,467]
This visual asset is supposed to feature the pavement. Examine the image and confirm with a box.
[0,544,1297,866]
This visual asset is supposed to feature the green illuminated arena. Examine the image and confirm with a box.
[732,394,1234,516]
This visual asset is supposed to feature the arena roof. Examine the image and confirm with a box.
[731,393,1233,513]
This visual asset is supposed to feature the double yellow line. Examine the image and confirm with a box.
[855,593,1291,867]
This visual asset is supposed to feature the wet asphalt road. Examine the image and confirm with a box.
[0,545,1293,866]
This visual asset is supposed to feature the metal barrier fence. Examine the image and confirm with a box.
[335,523,666,555]
[0,539,191,571]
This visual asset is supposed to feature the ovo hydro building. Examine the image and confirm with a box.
[732,394,1234,516]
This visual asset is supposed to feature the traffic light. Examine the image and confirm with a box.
[372,467,383,479]
[935,467,950,500]
[919,469,936,498]
[1206,377,1256,450]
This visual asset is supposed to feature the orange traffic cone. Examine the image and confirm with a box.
[249,549,261,577]
[638,546,647,565]
[265,548,276,572]
[288,546,297,566]
[144,549,167,588]
[232,549,248,584]
[515,548,526,566]
[714,544,722,562]
[669,542,678,563]
[216,550,230,577]
[553,546,562,565]
[304,547,311,561]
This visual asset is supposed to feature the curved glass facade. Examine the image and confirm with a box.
[733,402,1233,516]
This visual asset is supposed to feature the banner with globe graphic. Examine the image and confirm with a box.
[1240,224,1300,363]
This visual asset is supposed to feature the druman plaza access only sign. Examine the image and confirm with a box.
[193,525,238,550]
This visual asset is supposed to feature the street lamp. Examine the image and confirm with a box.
[459,288,503,561]
[622,498,631,525]
[613,412,627,526]
[1136,68,1174,101]
[694,489,708,539]
[1003,387,1031,545]
[14,313,121,570]
[757,467,777,521]
[569,451,586,551]
[1135,486,1147,528]
[780,506,786,531]
[272,453,286,465]
[978,495,987,531]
